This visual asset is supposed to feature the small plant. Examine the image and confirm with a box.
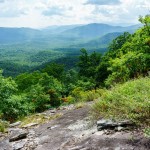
[0,120,9,133]
[75,102,85,109]
[144,128,150,138]
[20,113,62,127]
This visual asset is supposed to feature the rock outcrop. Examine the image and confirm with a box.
[0,103,149,150]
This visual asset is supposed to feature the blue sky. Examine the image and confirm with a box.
[0,0,149,28]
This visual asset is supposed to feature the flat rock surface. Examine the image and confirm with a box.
[0,103,150,150]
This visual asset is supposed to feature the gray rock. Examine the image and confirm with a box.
[97,119,107,126]
[22,123,38,128]
[12,140,27,150]
[97,119,133,131]
[0,139,13,150]
[116,126,124,131]
[118,120,134,126]
[97,119,118,131]
[50,110,56,113]
[9,121,21,128]
[9,129,28,142]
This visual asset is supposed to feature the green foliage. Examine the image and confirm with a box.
[42,63,64,80]
[2,94,30,121]
[96,15,150,86]
[62,69,78,96]
[107,32,131,58]
[76,79,96,91]
[47,89,61,107]
[92,77,150,125]
[144,128,150,138]
[0,120,9,132]
[26,84,50,112]
[16,71,63,108]
[70,87,100,103]
[0,70,63,121]
[105,52,148,86]
[15,71,44,92]
[139,14,150,35]
[0,71,30,121]
[78,48,101,78]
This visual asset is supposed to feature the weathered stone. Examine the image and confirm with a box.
[97,119,133,131]
[50,110,56,113]
[97,119,107,126]
[117,126,124,131]
[70,145,84,150]
[12,140,27,150]
[22,123,38,128]
[118,120,134,126]
[0,139,13,150]
[97,119,118,131]
[9,129,28,142]
[9,121,21,128]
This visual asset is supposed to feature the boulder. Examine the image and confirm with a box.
[22,123,38,128]
[12,140,27,150]
[9,129,28,142]
[9,121,21,128]
[97,119,133,131]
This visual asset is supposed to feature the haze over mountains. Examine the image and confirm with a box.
[0,23,142,76]
[0,23,141,49]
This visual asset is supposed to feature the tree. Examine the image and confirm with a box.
[95,15,150,86]
[78,48,102,78]
[42,63,64,81]
[139,15,150,35]
[0,70,28,121]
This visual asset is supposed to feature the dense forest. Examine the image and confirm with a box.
[0,23,140,77]
[0,15,149,134]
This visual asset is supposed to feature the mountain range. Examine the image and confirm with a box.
[0,23,141,48]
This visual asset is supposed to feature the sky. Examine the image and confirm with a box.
[0,0,149,28]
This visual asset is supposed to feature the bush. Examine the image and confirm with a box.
[70,88,101,103]
[1,95,30,122]
[26,84,50,112]
[92,77,150,126]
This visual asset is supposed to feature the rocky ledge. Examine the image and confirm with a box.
[0,103,149,150]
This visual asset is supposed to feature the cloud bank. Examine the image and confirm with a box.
[0,0,149,28]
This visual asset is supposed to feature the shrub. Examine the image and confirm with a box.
[47,89,61,107]
[1,95,30,122]
[26,84,50,112]
[144,128,150,138]
[92,77,150,126]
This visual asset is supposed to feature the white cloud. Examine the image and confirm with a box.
[0,0,4,3]
[0,0,149,28]
[85,0,121,5]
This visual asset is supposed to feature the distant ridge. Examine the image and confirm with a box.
[0,23,141,47]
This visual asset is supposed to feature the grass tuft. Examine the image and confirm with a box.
[0,120,9,133]
[20,113,62,127]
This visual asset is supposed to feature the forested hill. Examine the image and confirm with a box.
[0,27,40,44]
[61,23,140,38]
[0,23,141,77]
[0,23,141,46]
[70,32,123,49]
